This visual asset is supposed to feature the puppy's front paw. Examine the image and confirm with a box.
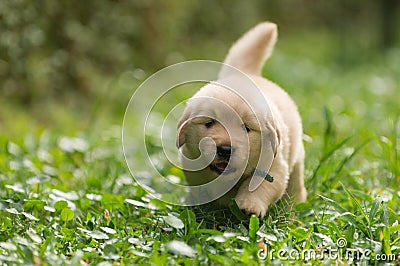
[235,194,269,218]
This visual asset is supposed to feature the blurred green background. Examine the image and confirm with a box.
[0,0,399,137]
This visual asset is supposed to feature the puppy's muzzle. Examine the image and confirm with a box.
[210,145,236,175]
[216,145,234,160]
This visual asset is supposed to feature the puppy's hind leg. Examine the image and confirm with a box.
[286,160,307,203]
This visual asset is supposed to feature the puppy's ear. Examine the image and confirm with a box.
[176,112,191,148]
[265,117,281,157]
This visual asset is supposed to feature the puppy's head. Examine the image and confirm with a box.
[177,82,280,184]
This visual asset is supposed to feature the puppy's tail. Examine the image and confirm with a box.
[219,22,277,78]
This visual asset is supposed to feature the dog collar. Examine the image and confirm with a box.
[252,169,274,183]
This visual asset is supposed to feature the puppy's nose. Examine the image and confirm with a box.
[217,145,233,159]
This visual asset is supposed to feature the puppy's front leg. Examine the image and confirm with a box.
[235,162,288,217]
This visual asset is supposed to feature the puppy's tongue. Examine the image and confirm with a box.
[215,162,228,171]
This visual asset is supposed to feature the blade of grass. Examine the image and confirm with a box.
[229,199,246,221]
[392,117,399,186]
[323,107,334,152]
[334,139,370,176]
[382,202,389,226]
[369,196,382,223]
[308,137,352,193]
[249,215,259,242]
[382,226,392,255]
[341,184,372,239]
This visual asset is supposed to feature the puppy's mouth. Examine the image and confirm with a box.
[209,161,236,175]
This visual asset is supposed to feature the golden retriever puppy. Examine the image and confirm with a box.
[177,22,307,217]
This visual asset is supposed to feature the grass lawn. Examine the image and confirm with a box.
[0,33,399,265]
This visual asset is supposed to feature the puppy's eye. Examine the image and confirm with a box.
[242,124,251,133]
[205,120,215,128]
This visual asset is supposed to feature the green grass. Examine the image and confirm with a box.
[1,34,400,265]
